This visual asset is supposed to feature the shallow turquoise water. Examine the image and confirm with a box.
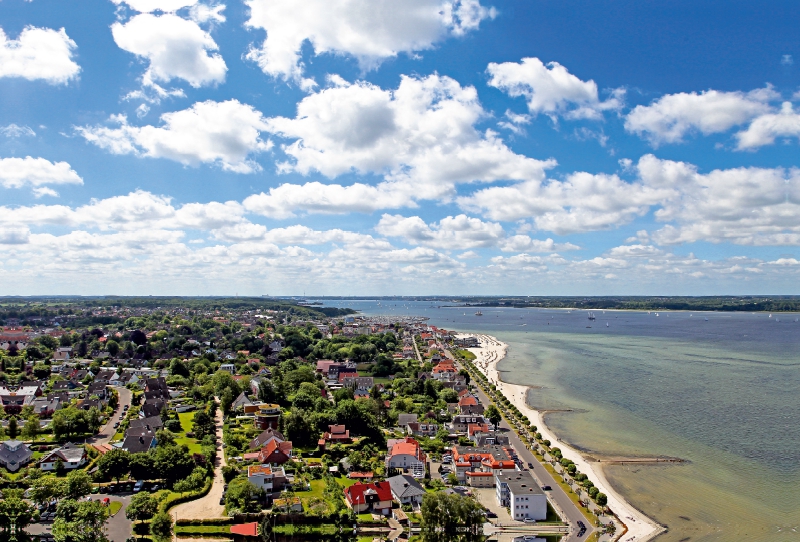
[314,301,800,540]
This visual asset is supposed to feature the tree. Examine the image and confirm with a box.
[126,492,157,524]
[21,413,40,440]
[129,453,155,481]
[150,511,173,542]
[0,488,39,540]
[596,493,607,507]
[173,467,206,494]
[52,499,109,542]
[129,330,147,346]
[225,479,264,514]
[458,369,471,386]
[420,492,485,542]
[97,448,130,483]
[105,339,120,357]
[155,429,176,447]
[65,470,93,500]
[29,476,66,506]
[8,417,18,439]
[192,410,215,439]
[485,404,502,428]
[220,387,234,416]
[153,444,195,486]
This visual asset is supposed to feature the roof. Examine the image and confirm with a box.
[387,474,426,499]
[128,416,164,430]
[230,523,259,537]
[496,471,544,495]
[0,440,32,465]
[249,428,284,449]
[260,439,292,457]
[388,437,425,461]
[44,442,85,463]
[344,481,393,505]
[121,434,156,453]
[458,395,479,407]
[247,465,273,477]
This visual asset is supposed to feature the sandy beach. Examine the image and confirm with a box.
[460,333,664,542]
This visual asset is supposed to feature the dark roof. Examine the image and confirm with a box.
[128,416,163,431]
[387,475,426,499]
[0,440,33,468]
[121,434,156,453]
[141,400,165,418]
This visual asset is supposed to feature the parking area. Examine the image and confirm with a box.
[472,487,518,525]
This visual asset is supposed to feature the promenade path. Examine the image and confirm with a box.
[448,353,595,542]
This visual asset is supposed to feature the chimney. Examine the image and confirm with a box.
[139,436,144,443]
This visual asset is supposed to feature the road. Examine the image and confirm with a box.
[452,357,594,542]
[87,386,132,446]
[171,401,227,521]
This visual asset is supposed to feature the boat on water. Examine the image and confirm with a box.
[475,310,483,316]
[606,322,609,327]
[588,311,596,321]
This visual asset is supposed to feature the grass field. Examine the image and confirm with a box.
[175,412,202,454]
[108,500,123,516]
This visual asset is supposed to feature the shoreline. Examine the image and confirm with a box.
[459,332,665,542]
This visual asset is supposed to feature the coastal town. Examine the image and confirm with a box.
[0,298,652,542]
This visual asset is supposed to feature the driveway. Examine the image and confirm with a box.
[88,386,132,445]
[171,402,227,521]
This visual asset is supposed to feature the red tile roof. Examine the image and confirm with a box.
[344,481,392,505]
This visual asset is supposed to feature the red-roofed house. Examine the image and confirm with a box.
[467,423,491,438]
[386,437,427,478]
[257,439,293,465]
[322,424,351,444]
[343,481,393,515]
[458,395,478,408]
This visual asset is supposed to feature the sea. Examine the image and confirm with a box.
[309,299,799,542]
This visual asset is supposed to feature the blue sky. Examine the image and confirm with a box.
[0,0,798,295]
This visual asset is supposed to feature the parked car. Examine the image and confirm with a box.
[102,498,110,506]
[527,462,534,469]
[485,511,497,518]
[523,518,537,524]
[113,422,120,428]
[542,485,552,491]
[219,496,225,505]
[134,480,145,492]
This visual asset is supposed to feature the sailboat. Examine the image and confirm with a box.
[475,310,483,316]
[588,312,596,321]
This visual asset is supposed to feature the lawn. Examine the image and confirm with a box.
[335,477,358,489]
[108,500,123,516]
[175,412,202,454]
[178,412,195,433]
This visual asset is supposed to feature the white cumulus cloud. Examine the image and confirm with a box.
[486,57,623,121]
[459,169,672,235]
[243,181,415,219]
[76,100,272,173]
[0,26,80,84]
[244,0,495,87]
[625,88,776,145]
[0,157,83,191]
[735,101,800,149]
[265,74,553,201]
[112,13,226,92]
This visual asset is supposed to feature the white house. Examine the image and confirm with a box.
[40,442,87,471]
[220,363,236,374]
[495,471,548,521]
[247,465,286,492]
